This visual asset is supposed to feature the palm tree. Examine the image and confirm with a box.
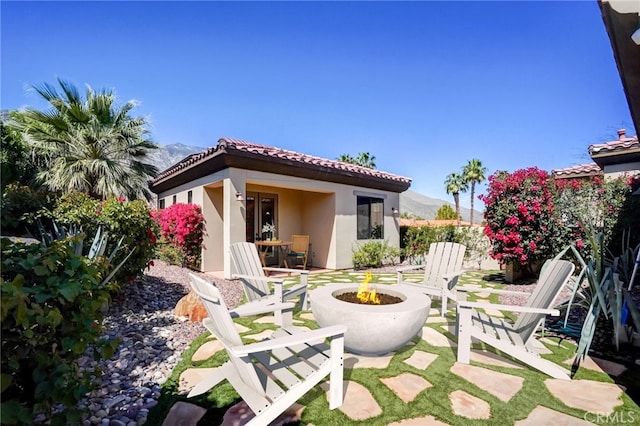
[462,159,487,226]
[355,152,376,169]
[336,152,376,169]
[444,172,468,226]
[336,153,356,164]
[9,78,158,201]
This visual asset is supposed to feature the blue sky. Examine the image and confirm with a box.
[1,1,634,210]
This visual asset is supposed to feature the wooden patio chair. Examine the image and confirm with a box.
[230,242,309,326]
[397,242,467,317]
[455,258,575,380]
[285,234,310,269]
[187,274,347,424]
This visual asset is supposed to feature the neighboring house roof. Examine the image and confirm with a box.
[151,138,412,193]
[551,163,604,179]
[588,129,640,167]
[399,218,480,227]
[598,0,640,135]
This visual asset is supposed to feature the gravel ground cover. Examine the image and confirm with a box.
[78,260,242,425]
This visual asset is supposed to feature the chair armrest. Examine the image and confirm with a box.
[263,267,310,276]
[231,325,348,356]
[232,273,285,284]
[457,300,559,316]
[229,300,294,318]
[457,286,531,297]
[396,264,425,273]
[442,269,466,281]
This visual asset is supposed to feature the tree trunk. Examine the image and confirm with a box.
[454,193,460,226]
[470,183,475,226]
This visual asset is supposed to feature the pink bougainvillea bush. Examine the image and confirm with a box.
[154,203,204,269]
[480,167,637,275]
[479,167,556,270]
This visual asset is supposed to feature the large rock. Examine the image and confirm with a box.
[175,290,208,322]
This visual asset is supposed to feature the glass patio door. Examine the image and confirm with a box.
[246,192,278,265]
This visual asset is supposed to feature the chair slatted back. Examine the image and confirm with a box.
[189,273,266,394]
[229,242,269,302]
[423,242,466,290]
[514,259,575,345]
[291,235,309,254]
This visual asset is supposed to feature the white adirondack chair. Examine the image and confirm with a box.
[455,258,575,380]
[230,242,309,326]
[397,242,467,317]
[188,274,347,425]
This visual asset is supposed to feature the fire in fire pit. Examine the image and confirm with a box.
[335,272,402,305]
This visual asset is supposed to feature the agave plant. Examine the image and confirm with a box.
[36,220,135,289]
[553,232,640,375]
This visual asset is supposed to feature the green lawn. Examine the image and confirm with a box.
[148,270,640,425]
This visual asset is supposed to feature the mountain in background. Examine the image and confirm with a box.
[150,143,484,221]
[149,143,206,172]
[400,189,483,223]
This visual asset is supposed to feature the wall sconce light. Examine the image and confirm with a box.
[235,191,244,201]
[392,207,399,215]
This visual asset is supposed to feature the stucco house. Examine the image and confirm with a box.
[589,129,640,178]
[551,129,639,181]
[150,138,411,278]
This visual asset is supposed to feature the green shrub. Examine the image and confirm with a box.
[0,183,56,238]
[50,192,99,235]
[401,225,459,263]
[434,204,458,220]
[156,240,187,266]
[352,240,400,269]
[52,192,159,284]
[0,237,119,425]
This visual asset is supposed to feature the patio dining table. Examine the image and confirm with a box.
[254,240,292,268]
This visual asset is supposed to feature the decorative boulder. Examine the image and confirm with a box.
[175,290,208,322]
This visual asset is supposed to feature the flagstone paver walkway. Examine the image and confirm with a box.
[381,373,432,403]
[404,350,439,370]
[191,339,224,361]
[159,269,638,425]
[562,355,628,377]
[449,390,491,419]
[544,379,625,415]
[320,380,382,420]
[388,414,449,426]
[450,363,524,402]
[514,406,594,426]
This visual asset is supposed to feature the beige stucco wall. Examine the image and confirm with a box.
[155,167,404,275]
[202,186,223,271]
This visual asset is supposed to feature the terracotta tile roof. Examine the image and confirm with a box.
[551,163,603,178]
[152,138,412,192]
[589,136,639,156]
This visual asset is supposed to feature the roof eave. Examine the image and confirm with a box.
[151,149,411,194]
[599,0,640,136]
[590,147,640,167]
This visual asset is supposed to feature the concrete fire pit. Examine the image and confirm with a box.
[311,284,431,356]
